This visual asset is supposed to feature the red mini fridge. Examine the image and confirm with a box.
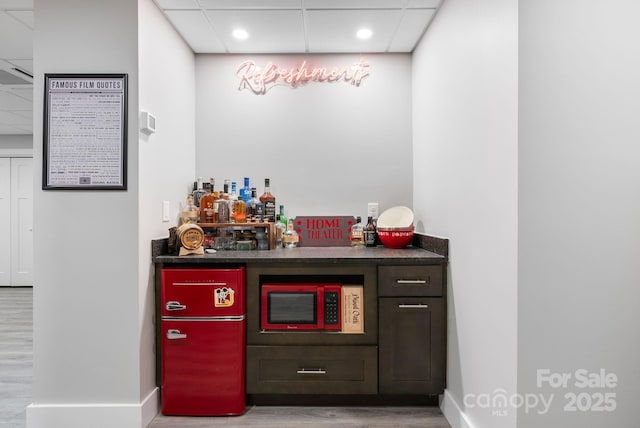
[160,267,246,416]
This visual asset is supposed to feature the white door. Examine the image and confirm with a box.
[0,158,10,285]
[10,158,33,286]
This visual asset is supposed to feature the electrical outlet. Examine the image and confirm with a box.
[162,201,170,222]
[367,202,379,219]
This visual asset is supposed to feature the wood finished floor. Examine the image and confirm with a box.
[0,287,32,428]
[1,287,451,428]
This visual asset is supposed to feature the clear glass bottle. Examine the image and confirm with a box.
[350,216,365,247]
[192,177,206,207]
[364,216,377,247]
[274,214,286,248]
[282,218,299,248]
[259,178,276,222]
[181,195,199,224]
[217,182,230,223]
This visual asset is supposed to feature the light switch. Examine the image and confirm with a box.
[162,201,170,222]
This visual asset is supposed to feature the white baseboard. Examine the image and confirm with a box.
[440,389,476,428]
[26,387,159,428]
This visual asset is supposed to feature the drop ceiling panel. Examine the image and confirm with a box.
[6,10,33,28]
[305,0,404,9]
[165,10,226,52]
[388,8,435,52]
[306,9,402,53]
[205,9,305,53]
[0,0,32,8]
[0,91,31,110]
[407,0,442,7]
[0,12,32,58]
[0,109,30,125]
[200,0,301,9]
[155,0,199,9]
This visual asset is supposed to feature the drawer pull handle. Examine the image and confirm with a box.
[398,304,429,309]
[166,301,187,311]
[173,282,227,286]
[297,368,327,375]
[396,279,428,284]
[166,329,187,340]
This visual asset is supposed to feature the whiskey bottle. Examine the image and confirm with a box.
[350,216,365,247]
[282,218,299,248]
[233,197,247,223]
[246,187,258,220]
[229,181,238,223]
[199,182,216,223]
[259,178,276,222]
[364,216,377,247]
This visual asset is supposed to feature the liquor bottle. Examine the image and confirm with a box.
[233,197,247,223]
[217,182,230,223]
[181,195,199,224]
[364,216,377,247]
[241,177,251,203]
[199,181,216,223]
[246,187,258,220]
[350,216,365,247]
[229,181,238,223]
[282,218,299,248]
[278,205,287,229]
[259,178,276,222]
[192,177,206,207]
[274,214,286,248]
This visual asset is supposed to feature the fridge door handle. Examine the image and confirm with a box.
[166,329,187,340]
[165,301,187,311]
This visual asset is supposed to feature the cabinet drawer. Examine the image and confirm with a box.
[378,265,443,297]
[247,345,377,394]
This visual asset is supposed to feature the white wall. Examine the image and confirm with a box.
[195,54,413,220]
[138,0,196,407]
[518,1,640,427]
[412,1,518,427]
[29,0,147,427]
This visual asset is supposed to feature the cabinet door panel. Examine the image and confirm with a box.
[379,297,445,394]
[0,159,10,286]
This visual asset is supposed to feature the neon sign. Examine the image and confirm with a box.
[236,60,371,94]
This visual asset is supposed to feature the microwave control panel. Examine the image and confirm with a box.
[324,291,340,325]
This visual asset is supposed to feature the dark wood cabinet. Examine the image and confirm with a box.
[247,345,377,394]
[154,243,448,403]
[378,297,445,394]
[378,264,446,395]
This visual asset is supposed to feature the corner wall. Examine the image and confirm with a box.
[29,0,144,427]
[138,0,196,408]
[518,1,640,426]
[412,0,518,427]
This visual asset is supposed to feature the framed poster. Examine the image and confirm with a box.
[43,73,127,190]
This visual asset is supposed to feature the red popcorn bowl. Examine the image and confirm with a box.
[377,226,414,249]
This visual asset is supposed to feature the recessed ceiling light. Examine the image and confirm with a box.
[356,28,373,40]
[232,29,249,40]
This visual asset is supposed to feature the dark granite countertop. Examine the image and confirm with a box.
[153,232,449,266]
[154,245,445,265]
